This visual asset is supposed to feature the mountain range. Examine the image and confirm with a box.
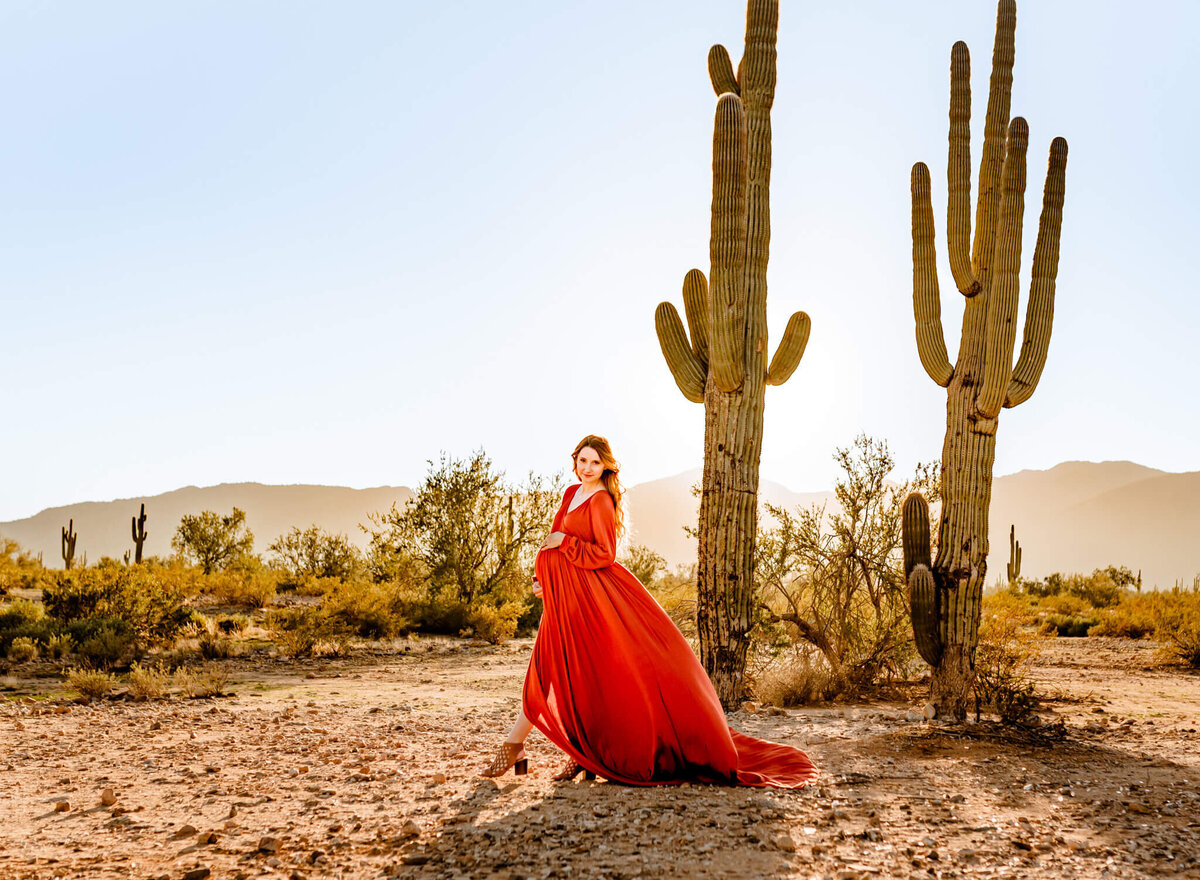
[2,461,1196,588]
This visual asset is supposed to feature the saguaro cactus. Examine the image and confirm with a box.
[131,503,149,564]
[1006,524,1022,585]
[655,0,811,707]
[903,0,1068,719]
[61,519,77,570]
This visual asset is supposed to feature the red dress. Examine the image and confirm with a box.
[523,484,818,788]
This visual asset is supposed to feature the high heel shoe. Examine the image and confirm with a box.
[481,741,528,778]
[552,759,596,781]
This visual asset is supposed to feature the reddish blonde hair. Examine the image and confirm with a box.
[572,434,624,539]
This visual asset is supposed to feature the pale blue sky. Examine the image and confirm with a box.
[2,1,1197,521]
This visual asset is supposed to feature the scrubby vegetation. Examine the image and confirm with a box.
[751,436,939,703]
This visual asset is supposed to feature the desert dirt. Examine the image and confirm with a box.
[1,636,1198,880]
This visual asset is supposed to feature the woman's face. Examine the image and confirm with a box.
[575,446,604,484]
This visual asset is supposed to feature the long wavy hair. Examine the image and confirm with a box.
[572,434,625,539]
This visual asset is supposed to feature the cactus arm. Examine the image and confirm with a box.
[740,0,778,106]
[655,303,706,403]
[979,117,1029,419]
[902,492,933,578]
[947,41,980,296]
[708,44,739,95]
[766,311,810,386]
[681,268,710,366]
[708,93,748,393]
[911,163,954,387]
[970,0,1016,287]
[1006,136,1068,407]
[909,565,943,666]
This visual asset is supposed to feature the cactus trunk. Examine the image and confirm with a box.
[905,0,1068,720]
[655,0,809,708]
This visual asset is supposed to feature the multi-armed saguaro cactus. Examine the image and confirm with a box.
[902,0,1068,719]
[655,0,810,707]
[61,519,77,570]
[1006,524,1022,585]
[131,503,149,565]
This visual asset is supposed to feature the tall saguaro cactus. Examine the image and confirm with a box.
[903,0,1068,719]
[61,519,77,570]
[131,503,149,564]
[655,0,811,707]
[1006,524,1022,585]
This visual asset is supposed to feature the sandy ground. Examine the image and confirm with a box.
[1,636,1198,880]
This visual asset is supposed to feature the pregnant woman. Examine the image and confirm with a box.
[482,434,817,788]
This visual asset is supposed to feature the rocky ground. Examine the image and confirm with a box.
[1,636,1197,880]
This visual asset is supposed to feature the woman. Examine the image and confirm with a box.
[483,434,818,788]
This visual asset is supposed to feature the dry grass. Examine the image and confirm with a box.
[67,667,117,702]
[127,661,170,700]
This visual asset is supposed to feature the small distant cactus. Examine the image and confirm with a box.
[61,519,77,570]
[1007,525,1022,585]
[131,503,148,564]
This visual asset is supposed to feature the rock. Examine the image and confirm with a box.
[258,836,281,853]
[197,831,218,845]
[741,701,760,713]
[100,788,117,806]
[400,820,420,839]
[430,772,446,785]
[771,832,796,851]
[182,869,211,880]
[173,824,198,838]
[905,710,924,722]
[151,720,162,730]
[922,702,937,720]
[766,706,787,716]
[54,801,70,812]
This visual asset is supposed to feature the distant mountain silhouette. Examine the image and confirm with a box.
[0,483,413,567]
[3,461,1197,587]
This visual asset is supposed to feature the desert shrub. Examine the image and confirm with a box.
[198,622,237,660]
[322,580,407,639]
[269,526,361,586]
[756,436,938,692]
[0,535,46,594]
[1040,613,1097,638]
[753,649,839,707]
[175,662,230,698]
[172,508,255,574]
[66,616,136,669]
[974,602,1041,724]
[266,606,350,658]
[127,661,170,700]
[621,544,666,589]
[1166,619,1200,667]
[44,633,74,660]
[43,566,191,645]
[462,601,523,645]
[216,614,250,635]
[7,636,37,662]
[67,667,117,702]
[0,599,57,655]
[1024,570,1123,609]
[203,569,278,609]
[981,589,1038,625]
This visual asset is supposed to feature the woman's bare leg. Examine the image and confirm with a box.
[506,708,533,745]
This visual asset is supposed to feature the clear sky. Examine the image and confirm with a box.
[2,1,1197,522]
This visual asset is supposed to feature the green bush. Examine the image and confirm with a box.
[0,599,57,655]
[66,617,136,669]
[322,580,409,639]
[266,606,351,657]
[7,636,37,662]
[1040,614,1098,638]
[43,567,191,645]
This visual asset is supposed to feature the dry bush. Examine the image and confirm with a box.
[198,622,237,660]
[203,569,278,609]
[462,601,522,645]
[7,636,37,662]
[67,667,117,702]
[974,602,1042,724]
[44,633,74,660]
[756,437,938,692]
[127,661,170,700]
[266,606,347,658]
[175,662,230,698]
[754,650,839,707]
[322,580,409,639]
[42,565,192,646]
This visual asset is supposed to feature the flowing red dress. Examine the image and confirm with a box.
[523,484,818,788]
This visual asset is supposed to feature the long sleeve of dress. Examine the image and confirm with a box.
[559,491,617,570]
